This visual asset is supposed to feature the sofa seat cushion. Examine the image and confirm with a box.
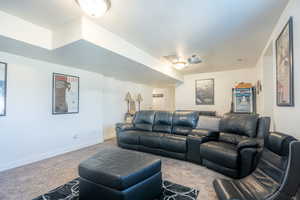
[118,130,146,145]
[200,141,238,169]
[79,147,161,191]
[161,135,187,153]
[140,132,164,148]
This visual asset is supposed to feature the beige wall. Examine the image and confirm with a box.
[255,0,300,139]
[0,51,154,171]
[152,87,175,111]
[175,68,258,116]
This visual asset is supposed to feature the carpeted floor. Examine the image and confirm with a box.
[0,139,226,200]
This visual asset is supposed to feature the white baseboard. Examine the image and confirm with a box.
[0,139,103,172]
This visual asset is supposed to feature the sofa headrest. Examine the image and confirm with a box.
[172,111,199,128]
[134,110,156,125]
[153,111,173,133]
[219,114,259,137]
[154,111,173,125]
[266,132,296,156]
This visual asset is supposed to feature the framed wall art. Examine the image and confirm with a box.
[0,62,7,116]
[52,73,79,114]
[276,17,294,107]
[195,79,214,105]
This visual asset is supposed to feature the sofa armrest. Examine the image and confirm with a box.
[237,139,261,150]
[116,123,135,133]
[187,134,214,164]
[190,129,219,138]
[237,139,263,177]
[239,147,262,178]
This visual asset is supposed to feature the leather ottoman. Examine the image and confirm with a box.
[79,147,162,200]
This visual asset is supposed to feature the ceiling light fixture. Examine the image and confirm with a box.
[173,61,187,70]
[76,0,111,18]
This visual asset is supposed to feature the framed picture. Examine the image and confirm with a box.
[195,79,214,105]
[52,73,79,114]
[276,17,294,106]
[0,62,7,116]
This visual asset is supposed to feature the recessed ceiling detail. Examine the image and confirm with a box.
[0,0,290,74]
[0,11,183,85]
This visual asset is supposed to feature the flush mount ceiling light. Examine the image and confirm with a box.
[173,61,188,70]
[76,0,111,18]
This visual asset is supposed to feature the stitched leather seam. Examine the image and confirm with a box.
[231,181,248,199]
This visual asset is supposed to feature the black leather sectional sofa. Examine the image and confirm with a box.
[116,110,270,178]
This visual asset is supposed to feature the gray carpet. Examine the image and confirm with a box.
[0,139,225,200]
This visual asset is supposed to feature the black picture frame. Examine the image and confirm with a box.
[0,62,7,116]
[275,17,294,107]
[52,73,80,115]
[195,79,214,105]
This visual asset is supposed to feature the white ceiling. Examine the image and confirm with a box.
[0,0,289,74]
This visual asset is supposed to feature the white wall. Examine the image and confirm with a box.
[152,87,175,111]
[102,77,153,140]
[175,68,257,115]
[0,51,153,171]
[256,0,300,139]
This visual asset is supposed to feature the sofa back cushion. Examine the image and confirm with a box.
[172,111,199,136]
[196,116,221,131]
[266,132,295,156]
[219,114,259,138]
[133,111,156,131]
[153,111,173,133]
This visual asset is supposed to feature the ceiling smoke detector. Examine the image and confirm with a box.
[76,0,111,18]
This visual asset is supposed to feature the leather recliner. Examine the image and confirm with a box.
[214,132,300,200]
[199,114,270,178]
